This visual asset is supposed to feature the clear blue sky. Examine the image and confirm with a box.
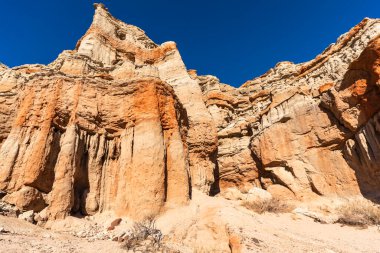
[0,0,379,87]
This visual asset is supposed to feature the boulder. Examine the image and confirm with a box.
[18,210,34,223]
[3,186,46,212]
[244,187,272,202]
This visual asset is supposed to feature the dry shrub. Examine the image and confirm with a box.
[121,215,162,250]
[336,199,380,227]
[120,215,181,252]
[242,198,294,214]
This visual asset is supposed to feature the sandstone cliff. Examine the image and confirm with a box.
[0,3,379,221]
[0,4,216,220]
[199,18,380,201]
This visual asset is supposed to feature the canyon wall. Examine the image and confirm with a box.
[0,4,216,220]
[0,3,379,220]
[199,19,380,200]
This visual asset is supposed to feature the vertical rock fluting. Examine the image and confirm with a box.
[339,36,380,199]
[0,3,216,219]
[0,73,190,220]
[344,111,380,199]
[75,3,217,193]
[156,51,218,194]
[0,3,379,221]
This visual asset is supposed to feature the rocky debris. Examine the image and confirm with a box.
[222,187,245,200]
[107,217,122,230]
[0,200,47,224]
[228,233,242,253]
[73,229,110,241]
[73,229,110,240]
[244,187,273,202]
[34,208,48,225]
[222,187,272,203]
[46,215,179,252]
[293,207,339,224]
[0,199,47,225]
[0,201,19,217]
[2,202,380,253]
[0,226,11,234]
[18,210,35,223]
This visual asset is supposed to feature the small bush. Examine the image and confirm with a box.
[121,215,163,251]
[242,198,293,214]
[336,199,380,227]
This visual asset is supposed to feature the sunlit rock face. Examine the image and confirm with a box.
[198,19,380,200]
[0,4,216,220]
[0,2,379,221]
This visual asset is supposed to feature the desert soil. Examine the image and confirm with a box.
[1,193,380,253]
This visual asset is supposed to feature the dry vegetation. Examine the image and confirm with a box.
[242,198,294,214]
[120,216,161,250]
[120,216,179,253]
[335,199,380,227]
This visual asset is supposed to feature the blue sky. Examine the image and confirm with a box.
[0,0,379,87]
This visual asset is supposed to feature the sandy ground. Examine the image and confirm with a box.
[229,210,380,253]
[1,193,380,253]
[0,215,126,253]
[157,192,380,253]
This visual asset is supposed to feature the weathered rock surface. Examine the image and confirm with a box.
[75,3,217,194]
[0,63,7,72]
[0,2,379,223]
[0,4,216,220]
[197,74,259,192]
[3,186,46,212]
[198,18,380,201]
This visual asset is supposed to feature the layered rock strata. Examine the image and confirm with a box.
[0,3,217,220]
[199,18,380,200]
[0,3,379,221]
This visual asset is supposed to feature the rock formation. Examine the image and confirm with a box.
[199,18,380,201]
[0,3,379,221]
[0,3,216,220]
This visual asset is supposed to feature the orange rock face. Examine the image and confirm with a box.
[0,4,379,221]
[0,73,190,220]
[0,4,209,220]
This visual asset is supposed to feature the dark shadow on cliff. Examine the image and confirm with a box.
[320,97,380,204]
[71,131,91,216]
[209,150,220,196]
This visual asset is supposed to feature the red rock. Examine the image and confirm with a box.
[0,4,379,221]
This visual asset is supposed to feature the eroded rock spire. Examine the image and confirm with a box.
[0,3,217,220]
